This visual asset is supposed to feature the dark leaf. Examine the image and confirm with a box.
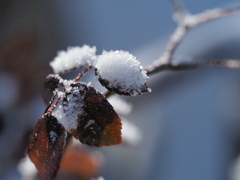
[63,82,122,147]
[95,69,149,96]
[27,113,67,180]
[41,74,63,104]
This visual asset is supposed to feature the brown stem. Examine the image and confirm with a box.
[73,66,93,82]
[46,97,61,114]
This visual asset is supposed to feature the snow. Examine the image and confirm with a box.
[53,83,85,131]
[49,131,58,143]
[50,45,97,74]
[84,119,95,129]
[95,50,149,96]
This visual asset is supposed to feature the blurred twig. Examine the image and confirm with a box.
[146,59,240,75]
[145,1,240,74]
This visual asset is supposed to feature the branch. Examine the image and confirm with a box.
[146,59,240,76]
[73,66,93,82]
[145,3,240,72]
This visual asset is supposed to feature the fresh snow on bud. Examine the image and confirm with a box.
[50,45,97,74]
[95,50,149,96]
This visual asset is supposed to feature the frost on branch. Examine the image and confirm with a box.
[27,113,67,180]
[49,45,96,74]
[95,50,150,96]
[53,82,122,147]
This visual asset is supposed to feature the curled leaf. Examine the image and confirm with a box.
[27,113,67,180]
[54,82,122,147]
[95,50,150,96]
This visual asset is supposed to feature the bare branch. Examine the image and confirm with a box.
[145,4,240,72]
[187,6,240,28]
[146,59,240,75]
[46,96,61,114]
[73,66,93,82]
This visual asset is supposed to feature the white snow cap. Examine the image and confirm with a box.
[50,45,97,74]
[95,50,149,96]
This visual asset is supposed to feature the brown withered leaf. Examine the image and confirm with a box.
[27,113,67,180]
[63,82,122,147]
[95,69,149,96]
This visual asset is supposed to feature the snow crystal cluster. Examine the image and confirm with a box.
[95,51,149,96]
[52,83,85,131]
[50,45,97,74]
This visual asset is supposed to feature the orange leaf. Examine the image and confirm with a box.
[63,82,122,147]
[27,113,67,180]
[60,144,103,179]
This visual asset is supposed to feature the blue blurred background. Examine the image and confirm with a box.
[1,0,240,180]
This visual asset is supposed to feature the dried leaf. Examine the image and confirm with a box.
[27,113,67,180]
[63,82,122,147]
[41,74,63,104]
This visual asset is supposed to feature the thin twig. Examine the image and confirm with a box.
[187,6,240,28]
[146,59,240,75]
[46,96,61,114]
[73,66,93,82]
[44,92,57,113]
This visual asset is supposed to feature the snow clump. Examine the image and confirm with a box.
[50,45,97,74]
[95,50,149,96]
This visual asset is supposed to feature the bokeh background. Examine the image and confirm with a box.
[1,0,240,180]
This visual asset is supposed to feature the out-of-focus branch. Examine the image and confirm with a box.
[145,1,240,73]
[146,59,240,76]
